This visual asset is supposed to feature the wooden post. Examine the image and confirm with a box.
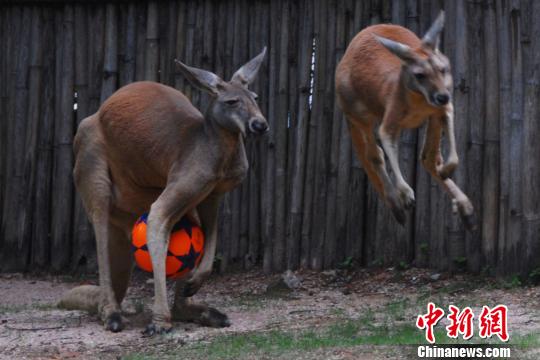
[72,3,94,271]
[272,0,290,271]
[286,0,313,270]
[480,0,499,274]
[333,0,353,265]
[1,6,30,271]
[32,6,56,269]
[50,4,75,271]
[21,6,43,269]
[145,1,160,82]
[461,0,485,273]
[521,0,540,274]
[262,0,280,273]
[101,3,118,102]
[120,3,136,87]
[173,0,187,90]
[88,4,105,113]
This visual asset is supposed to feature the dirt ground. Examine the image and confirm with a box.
[0,267,539,359]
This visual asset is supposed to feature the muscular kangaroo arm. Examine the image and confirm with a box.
[177,193,221,298]
[144,170,215,335]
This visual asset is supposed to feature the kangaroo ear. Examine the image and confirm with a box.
[230,47,267,87]
[422,11,445,50]
[373,34,419,64]
[174,60,224,96]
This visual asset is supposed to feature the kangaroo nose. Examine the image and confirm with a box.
[250,118,268,134]
[434,93,450,106]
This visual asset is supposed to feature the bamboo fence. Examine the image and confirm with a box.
[0,0,539,277]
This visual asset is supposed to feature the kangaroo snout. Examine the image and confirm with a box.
[433,92,450,106]
[248,117,269,135]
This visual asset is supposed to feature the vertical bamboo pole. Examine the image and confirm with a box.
[50,4,75,271]
[521,0,540,274]
[322,0,340,269]
[480,0,499,274]
[464,0,485,272]
[173,0,187,90]
[505,0,524,273]
[32,6,56,269]
[157,1,174,87]
[333,0,353,264]
[21,6,43,269]
[253,0,271,270]
[88,5,105,113]
[272,0,289,271]
[72,3,93,271]
[100,3,118,102]
[309,0,330,270]
[286,0,314,270]
[120,3,136,87]
[135,2,147,81]
[300,0,322,268]
[495,0,512,274]
[262,0,280,273]
[1,6,30,271]
[145,1,159,82]
[0,7,7,232]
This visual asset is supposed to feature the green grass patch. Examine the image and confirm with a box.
[122,317,539,360]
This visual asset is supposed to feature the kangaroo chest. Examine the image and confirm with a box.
[213,144,249,193]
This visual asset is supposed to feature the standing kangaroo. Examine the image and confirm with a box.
[335,12,475,229]
[59,48,268,335]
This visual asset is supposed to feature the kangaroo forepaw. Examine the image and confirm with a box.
[142,322,173,337]
[105,312,125,333]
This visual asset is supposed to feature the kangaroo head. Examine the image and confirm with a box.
[175,47,268,136]
[374,11,452,107]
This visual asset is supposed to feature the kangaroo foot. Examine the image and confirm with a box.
[397,184,415,210]
[104,312,126,333]
[387,190,411,226]
[142,321,173,337]
[172,302,231,328]
[457,200,477,232]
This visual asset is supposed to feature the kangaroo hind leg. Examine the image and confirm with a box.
[74,118,126,332]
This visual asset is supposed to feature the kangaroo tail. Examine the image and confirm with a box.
[57,285,100,314]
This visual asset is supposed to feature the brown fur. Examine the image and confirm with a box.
[62,49,268,335]
[336,12,475,229]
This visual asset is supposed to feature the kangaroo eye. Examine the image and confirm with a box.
[225,98,239,106]
[414,72,426,81]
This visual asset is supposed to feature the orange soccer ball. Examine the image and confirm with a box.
[131,214,204,279]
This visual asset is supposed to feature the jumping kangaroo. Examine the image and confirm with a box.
[59,48,268,335]
[335,12,475,229]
